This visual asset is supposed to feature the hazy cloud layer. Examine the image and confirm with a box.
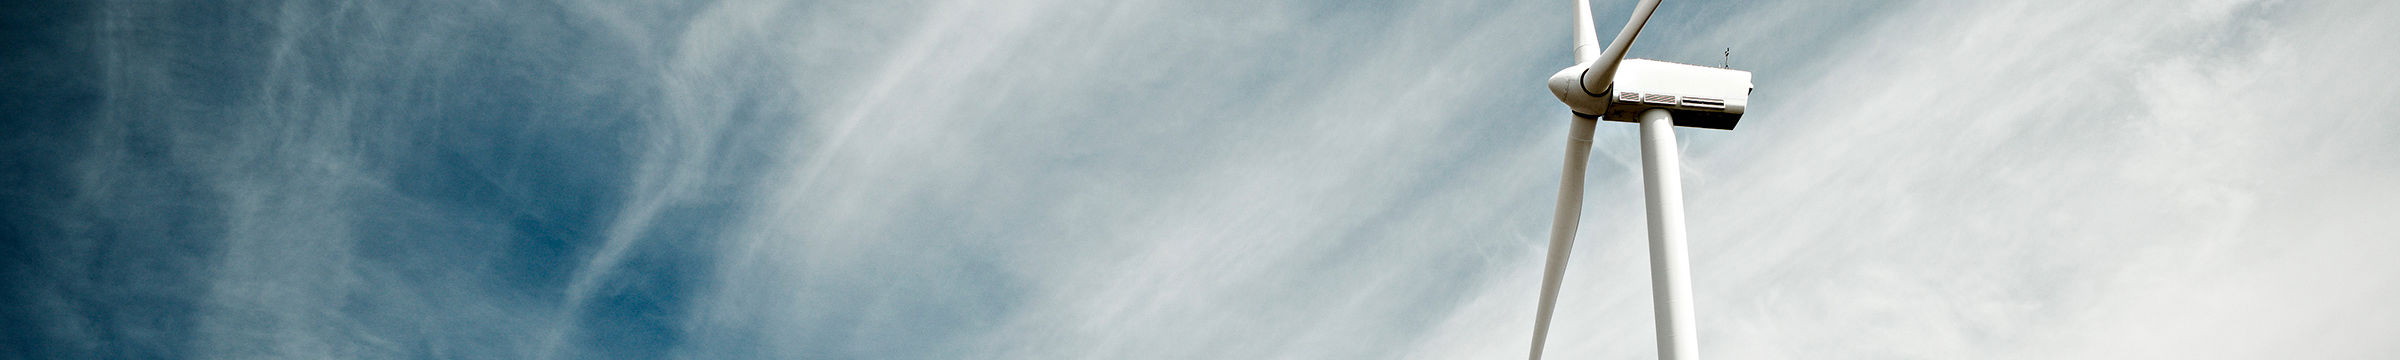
[4,0,2396,358]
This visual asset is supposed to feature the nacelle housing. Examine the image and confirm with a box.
[1549,59,1753,130]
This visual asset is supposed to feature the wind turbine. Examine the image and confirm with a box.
[1526,0,1752,359]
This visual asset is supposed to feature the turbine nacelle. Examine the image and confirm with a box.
[1547,58,1753,130]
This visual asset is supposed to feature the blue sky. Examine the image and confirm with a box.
[6,0,2399,358]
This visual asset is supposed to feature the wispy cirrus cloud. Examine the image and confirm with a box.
[8,0,2398,358]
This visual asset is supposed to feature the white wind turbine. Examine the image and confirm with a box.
[1527,0,1752,359]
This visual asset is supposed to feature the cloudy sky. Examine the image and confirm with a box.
[6,0,2399,358]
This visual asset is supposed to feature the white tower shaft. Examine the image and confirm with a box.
[1638,108,1699,360]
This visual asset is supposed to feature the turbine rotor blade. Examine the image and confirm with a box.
[1529,114,1599,360]
[1580,0,1665,96]
[1573,0,1601,63]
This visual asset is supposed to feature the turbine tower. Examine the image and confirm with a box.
[1527,0,1753,359]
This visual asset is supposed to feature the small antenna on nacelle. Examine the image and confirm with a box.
[1723,48,1731,68]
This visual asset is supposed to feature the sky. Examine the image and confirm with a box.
[4,0,2399,358]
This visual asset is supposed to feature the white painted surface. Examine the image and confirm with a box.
[1641,108,1701,360]
[1529,115,1597,360]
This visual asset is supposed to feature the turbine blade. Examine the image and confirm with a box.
[1579,0,1665,97]
[1573,0,1601,63]
[1529,115,1600,360]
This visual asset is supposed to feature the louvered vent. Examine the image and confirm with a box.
[1679,97,1725,110]
[1642,94,1677,105]
[1616,91,1643,102]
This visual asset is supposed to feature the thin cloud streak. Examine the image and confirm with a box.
[675,0,1574,357]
